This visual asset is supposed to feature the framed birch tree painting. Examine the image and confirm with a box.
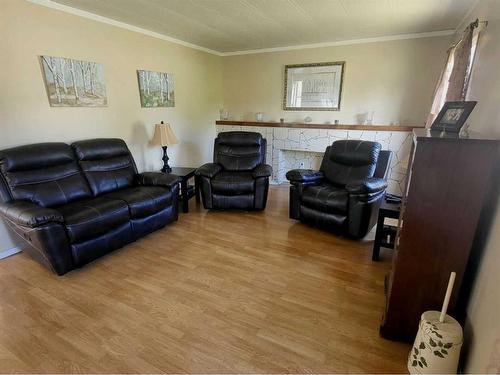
[137,70,175,107]
[40,55,107,107]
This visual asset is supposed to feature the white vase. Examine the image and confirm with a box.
[219,109,229,120]
[408,311,463,374]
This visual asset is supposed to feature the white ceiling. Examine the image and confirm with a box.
[50,0,475,53]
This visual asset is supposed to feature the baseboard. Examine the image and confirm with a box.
[0,247,21,260]
[270,180,285,185]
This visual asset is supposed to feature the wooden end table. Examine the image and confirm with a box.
[372,200,401,261]
[169,167,200,213]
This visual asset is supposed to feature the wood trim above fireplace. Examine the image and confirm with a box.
[216,120,422,132]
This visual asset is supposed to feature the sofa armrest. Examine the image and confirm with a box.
[0,201,64,228]
[195,163,222,178]
[136,172,180,189]
[346,177,388,195]
[253,164,272,178]
[286,169,324,184]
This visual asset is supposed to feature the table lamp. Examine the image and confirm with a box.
[151,121,179,173]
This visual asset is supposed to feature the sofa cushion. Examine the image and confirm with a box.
[58,196,130,243]
[211,171,255,195]
[104,186,172,219]
[301,183,349,214]
[72,139,137,196]
[0,143,91,207]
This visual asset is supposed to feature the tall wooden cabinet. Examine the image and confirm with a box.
[380,129,500,342]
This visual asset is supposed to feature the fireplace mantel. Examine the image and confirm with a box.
[216,120,421,132]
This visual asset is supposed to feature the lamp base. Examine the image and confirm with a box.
[161,146,172,173]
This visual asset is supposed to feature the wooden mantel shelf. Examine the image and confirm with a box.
[216,120,422,132]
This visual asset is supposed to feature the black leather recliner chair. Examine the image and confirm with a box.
[0,139,179,275]
[196,131,272,210]
[286,140,392,238]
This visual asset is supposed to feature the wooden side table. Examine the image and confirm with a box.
[372,200,400,261]
[169,167,200,213]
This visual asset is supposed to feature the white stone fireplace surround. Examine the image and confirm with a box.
[216,123,413,195]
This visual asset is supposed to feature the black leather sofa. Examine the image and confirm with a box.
[286,140,392,238]
[0,139,179,275]
[196,131,272,210]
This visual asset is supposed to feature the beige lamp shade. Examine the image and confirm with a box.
[151,122,179,146]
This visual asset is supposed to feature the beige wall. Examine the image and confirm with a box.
[222,36,452,126]
[0,0,223,252]
[460,1,500,372]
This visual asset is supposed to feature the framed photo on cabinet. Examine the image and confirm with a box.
[430,101,477,133]
[283,61,345,111]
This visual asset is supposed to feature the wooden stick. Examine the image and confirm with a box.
[440,272,456,323]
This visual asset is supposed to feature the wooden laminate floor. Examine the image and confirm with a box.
[0,186,409,373]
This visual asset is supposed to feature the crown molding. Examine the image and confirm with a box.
[27,0,455,57]
[220,30,456,56]
[26,0,223,56]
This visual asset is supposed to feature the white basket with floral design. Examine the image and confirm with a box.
[408,310,463,374]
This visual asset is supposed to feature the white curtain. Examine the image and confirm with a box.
[425,23,480,128]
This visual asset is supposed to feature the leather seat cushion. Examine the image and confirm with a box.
[211,171,255,195]
[58,197,130,243]
[300,205,347,229]
[301,184,349,214]
[104,186,172,219]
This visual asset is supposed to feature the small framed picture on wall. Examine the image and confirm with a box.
[431,101,477,133]
[137,69,175,108]
[283,61,345,111]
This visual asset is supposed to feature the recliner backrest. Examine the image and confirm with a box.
[72,138,138,196]
[373,150,392,179]
[0,143,91,207]
[214,131,266,171]
[320,140,381,186]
